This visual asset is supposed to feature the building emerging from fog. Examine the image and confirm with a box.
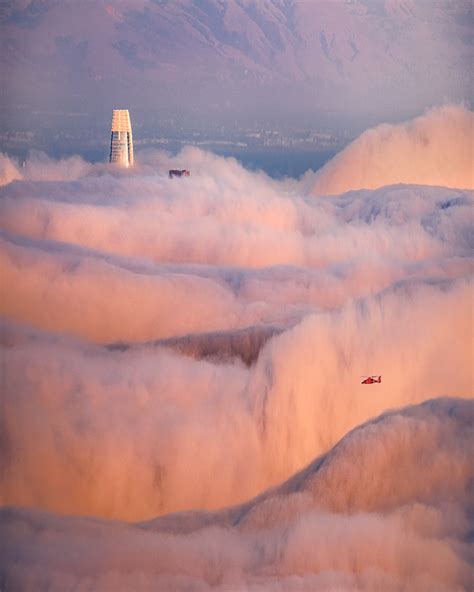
[109,109,134,167]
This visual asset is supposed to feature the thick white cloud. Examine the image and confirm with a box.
[0,153,22,187]
[0,106,472,590]
[306,105,474,195]
[1,278,472,520]
[0,164,471,342]
[1,398,472,591]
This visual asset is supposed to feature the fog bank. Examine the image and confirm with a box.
[0,106,472,590]
[307,105,474,195]
[1,398,472,592]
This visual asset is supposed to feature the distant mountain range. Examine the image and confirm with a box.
[1,0,472,130]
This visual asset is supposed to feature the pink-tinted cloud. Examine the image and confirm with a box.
[1,398,472,591]
[306,105,474,195]
[0,106,472,591]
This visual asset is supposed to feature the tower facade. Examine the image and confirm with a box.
[109,109,134,167]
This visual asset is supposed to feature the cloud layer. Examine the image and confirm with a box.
[0,106,472,590]
[1,398,472,591]
[1,276,472,521]
[306,105,474,195]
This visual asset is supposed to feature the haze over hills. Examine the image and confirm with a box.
[1,0,472,136]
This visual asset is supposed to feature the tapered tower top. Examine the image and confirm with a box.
[111,109,132,133]
[109,109,134,167]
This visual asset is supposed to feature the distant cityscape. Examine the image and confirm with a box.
[0,112,354,164]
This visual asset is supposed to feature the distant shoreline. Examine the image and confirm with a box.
[2,144,339,180]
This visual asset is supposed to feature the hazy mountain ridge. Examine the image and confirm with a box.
[1,0,472,127]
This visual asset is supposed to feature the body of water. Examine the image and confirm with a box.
[6,143,338,180]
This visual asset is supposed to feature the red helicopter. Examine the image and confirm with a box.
[361,375,382,384]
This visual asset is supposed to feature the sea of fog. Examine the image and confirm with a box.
[0,105,473,591]
[37,144,338,180]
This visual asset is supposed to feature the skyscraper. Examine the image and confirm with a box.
[109,109,134,167]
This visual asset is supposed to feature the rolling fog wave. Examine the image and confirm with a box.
[1,398,472,591]
[0,180,472,342]
[0,105,472,590]
[1,278,472,520]
[306,104,474,195]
